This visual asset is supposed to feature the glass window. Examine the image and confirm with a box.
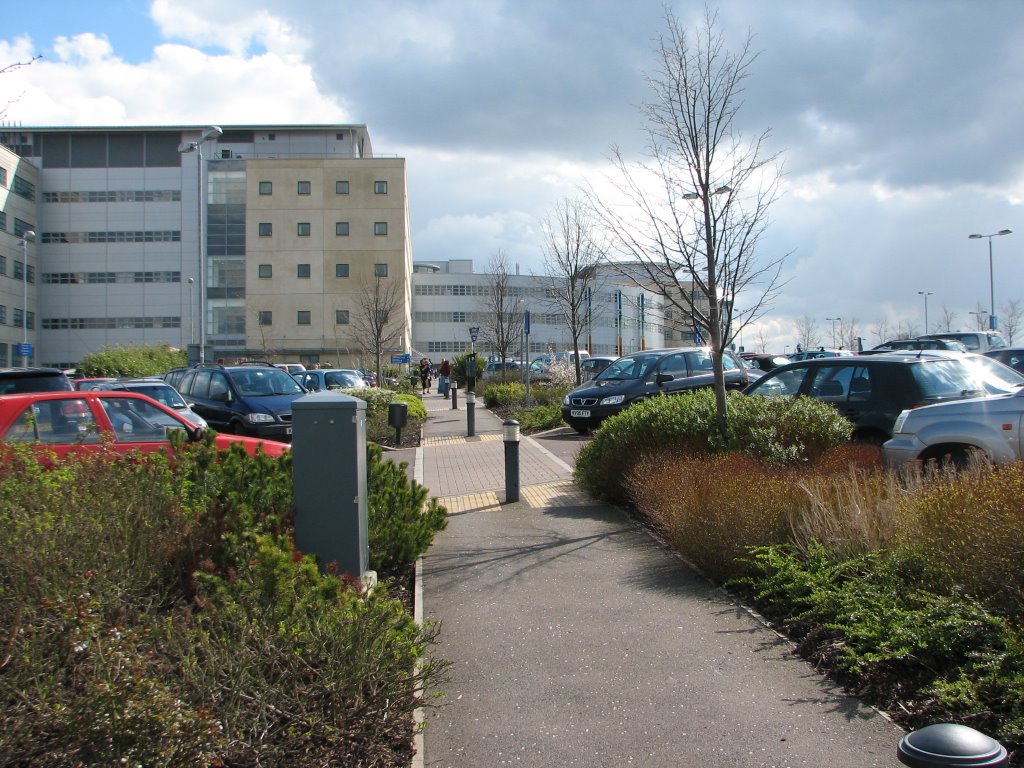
[258,222,272,237]
[658,353,689,379]
[374,180,388,194]
[297,222,311,237]
[259,181,272,195]
[374,263,388,277]
[258,310,272,326]
[336,309,350,324]
[297,263,311,279]
[297,310,311,325]
[335,263,349,278]
[297,180,311,195]
[100,397,181,443]
[4,398,99,444]
[335,221,349,236]
[258,264,272,279]
[749,366,812,398]
[374,222,388,236]
[336,180,349,195]
[809,366,854,401]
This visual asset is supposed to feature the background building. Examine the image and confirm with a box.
[0,125,412,369]
[0,141,40,367]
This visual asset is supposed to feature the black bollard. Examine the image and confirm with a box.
[451,382,458,409]
[898,723,1008,768]
[467,391,476,436]
[503,419,520,503]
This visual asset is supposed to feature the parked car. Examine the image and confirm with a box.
[983,347,1024,374]
[579,356,616,381]
[788,348,855,361]
[883,372,1024,467]
[274,363,307,375]
[93,378,208,428]
[561,347,749,434]
[164,363,305,441]
[919,331,1007,353]
[739,353,791,372]
[0,391,288,460]
[866,337,968,354]
[743,351,1024,443]
[73,377,120,391]
[483,360,523,380]
[294,369,368,392]
[0,367,74,395]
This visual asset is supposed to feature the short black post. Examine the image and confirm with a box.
[466,391,476,437]
[388,401,408,446]
[451,382,458,409]
[898,724,1008,767]
[503,419,520,504]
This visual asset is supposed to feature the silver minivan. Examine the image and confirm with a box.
[919,331,1007,353]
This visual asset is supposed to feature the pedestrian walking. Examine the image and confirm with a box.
[419,357,431,394]
[439,358,451,398]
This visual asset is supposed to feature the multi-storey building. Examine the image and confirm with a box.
[0,125,412,369]
[0,141,40,366]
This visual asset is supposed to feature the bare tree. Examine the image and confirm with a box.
[794,315,821,352]
[252,308,276,360]
[936,306,957,333]
[477,250,524,378]
[969,302,990,331]
[351,274,404,383]
[999,299,1023,343]
[838,317,860,351]
[588,8,787,435]
[540,198,606,384]
[870,318,891,346]
[755,326,770,353]
[0,55,41,120]
[895,319,922,339]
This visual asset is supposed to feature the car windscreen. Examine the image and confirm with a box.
[595,353,661,381]
[231,369,304,396]
[128,384,188,409]
[0,373,73,395]
[958,355,1024,393]
[909,358,1021,398]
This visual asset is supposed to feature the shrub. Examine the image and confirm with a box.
[76,343,186,377]
[482,381,526,408]
[575,390,851,504]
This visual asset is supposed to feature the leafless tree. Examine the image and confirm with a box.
[252,308,277,360]
[969,302,990,331]
[540,198,606,384]
[895,319,922,339]
[838,317,860,351]
[351,274,404,383]
[587,8,787,435]
[794,315,821,352]
[755,326,770,353]
[870,319,891,346]
[936,306,957,333]
[477,250,524,378]
[1,55,42,120]
[999,299,1023,343]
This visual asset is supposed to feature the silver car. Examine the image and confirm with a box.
[94,379,208,428]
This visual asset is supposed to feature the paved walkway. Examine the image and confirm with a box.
[403,390,904,768]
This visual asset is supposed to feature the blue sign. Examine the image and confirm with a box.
[390,353,411,364]
[15,343,33,356]
[524,310,530,335]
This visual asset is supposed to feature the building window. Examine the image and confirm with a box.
[374,263,388,278]
[336,180,349,195]
[259,181,272,195]
[258,310,272,326]
[374,222,388,236]
[335,263,349,278]
[374,180,388,195]
[13,261,24,280]
[12,175,35,201]
[0,255,5,276]
[0,168,6,187]
[26,266,34,284]
[0,211,5,233]
[297,310,311,326]
[297,263,311,279]
[297,180,311,195]
[336,309,350,325]
[297,222,311,237]
[258,264,272,279]
[335,221,349,236]
[258,222,272,237]
[0,305,5,324]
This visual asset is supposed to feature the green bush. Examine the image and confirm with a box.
[575,390,851,504]
[482,381,526,408]
[76,343,186,377]
[507,402,564,432]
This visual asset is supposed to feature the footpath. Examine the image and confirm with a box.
[392,390,904,768]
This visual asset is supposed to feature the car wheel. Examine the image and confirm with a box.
[573,426,589,435]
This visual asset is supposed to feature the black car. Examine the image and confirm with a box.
[984,347,1024,375]
[561,347,749,434]
[0,367,74,395]
[742,351,1024,443]
[739,353,791,371]
[164,363,306,441]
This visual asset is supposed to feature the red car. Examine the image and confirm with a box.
[0,391,289,460]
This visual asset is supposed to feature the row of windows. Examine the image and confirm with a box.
[42,190,181,203]
[257,310,351,326]
[1,215,35,238]
[12,175,34,201]
[41,231,181,244]
[257,263,388,279]
[257,221,388,237]
[42,271,181,284]
[41,316,179,330]
[0,308,34,328]
[258,180,388,196]
[413,310,564,325]
[0,258,34,283]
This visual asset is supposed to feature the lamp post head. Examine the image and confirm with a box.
[969,233,983,240]
[998,228,1013,236]
[200,125,223,142]
[177,141,199,154]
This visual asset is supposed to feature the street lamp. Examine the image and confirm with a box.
[917,291,933,335]
[826,317,841,348]
[968,229,1012,330]
[178,126,223,364]
[969,310,988,330]
[187,277,195,346]
[16,230,35,366]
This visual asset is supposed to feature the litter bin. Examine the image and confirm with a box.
[388,401,408,443]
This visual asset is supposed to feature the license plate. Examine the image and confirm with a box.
[286,426,293,435]
[570,409,590,418]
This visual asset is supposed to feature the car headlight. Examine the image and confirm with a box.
[600,394,625,406]
[563,394,571,406]
[246,412,276,424]
[892,410,910,434]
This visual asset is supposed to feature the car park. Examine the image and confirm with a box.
[787,348,855,361]
[0,390,288,460]
[919,331,1007,353]
[164,362,305,441]
[73,377,120,391]
[0,367,74,395]
[483,360,523,380]
[983,347,1024,375]
[294,369,368,392]
[93,378,208,428]
[561,347,749,434]
[866,338,968,354]
[274,363,307,375]
[739,353,791,372]
[742,351,1024,443]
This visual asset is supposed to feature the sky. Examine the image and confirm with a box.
[2,0,1023,353]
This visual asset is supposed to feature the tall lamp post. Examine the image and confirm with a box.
[187,277,195,346]
[968,229,1012,330]
[969,310,988,330]
[826,316,841,348]
[178,126,223,364]
[917,291,933,335]
[17,230,35,366]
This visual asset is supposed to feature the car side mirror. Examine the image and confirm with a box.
[655,373,674,385]
[212,389,230,403]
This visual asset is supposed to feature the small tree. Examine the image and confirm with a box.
[794,315,822,352]
[999,299,1023,343]
[478,250,524,368]
[351,274,404,385]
